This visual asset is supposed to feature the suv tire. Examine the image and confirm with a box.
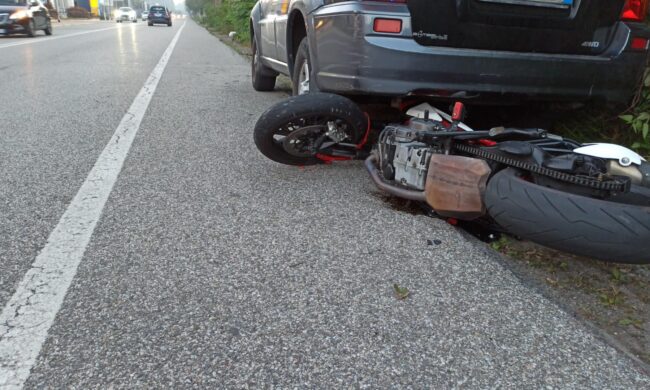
[292,37,313,96]
[251,36,277,91]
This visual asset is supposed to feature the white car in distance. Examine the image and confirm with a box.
[115,7,136,23]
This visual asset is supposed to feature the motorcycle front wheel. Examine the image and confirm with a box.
[253,93,367,166]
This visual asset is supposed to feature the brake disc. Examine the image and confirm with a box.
[282,125,326,157]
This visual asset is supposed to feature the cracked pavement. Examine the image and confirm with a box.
[0,19,648,388]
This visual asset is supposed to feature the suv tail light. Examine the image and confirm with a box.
[374,18,402,33]
[621,0,648,22]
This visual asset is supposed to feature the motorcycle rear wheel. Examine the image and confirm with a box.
[485,168,650,264]
[253,93,367,166]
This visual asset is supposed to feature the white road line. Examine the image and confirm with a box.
[0,21,186,390]
[0,24,142,49]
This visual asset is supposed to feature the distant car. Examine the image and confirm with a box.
[141,10,148,21]
[250,0,650,103]
[147,5,171,27]
[0,0,52,37]
[115,6,136,23]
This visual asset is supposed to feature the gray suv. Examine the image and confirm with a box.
[250,0,650,103]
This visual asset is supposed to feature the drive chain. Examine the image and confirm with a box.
[454,143,629,192]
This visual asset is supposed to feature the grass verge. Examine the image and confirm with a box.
[490,236,650,367]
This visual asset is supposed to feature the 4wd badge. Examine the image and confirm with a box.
[581,41,600,48]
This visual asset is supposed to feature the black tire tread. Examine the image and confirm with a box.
[251,37,276,92]
[485,168,650,264]
[291,38,310,96]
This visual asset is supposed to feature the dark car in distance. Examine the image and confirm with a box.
[0,0,52,37]
[250,0,650,103]
[147,5,171,27]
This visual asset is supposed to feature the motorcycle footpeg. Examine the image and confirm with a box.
[318,142,367,159]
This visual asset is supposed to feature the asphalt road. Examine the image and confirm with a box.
[0,19,648,388]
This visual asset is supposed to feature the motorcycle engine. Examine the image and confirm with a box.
[378,120,442,191]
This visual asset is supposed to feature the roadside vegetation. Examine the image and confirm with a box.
[490,237,650,365]
[187,0,255,44]
[555,69,650,157]
[619,69,650,155]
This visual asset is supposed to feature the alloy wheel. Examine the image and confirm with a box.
[297,62,310,95]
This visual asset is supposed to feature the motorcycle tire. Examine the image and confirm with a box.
[485,168,650,264]
[254,93,367,166]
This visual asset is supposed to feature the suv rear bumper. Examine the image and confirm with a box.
[309,3,649,103]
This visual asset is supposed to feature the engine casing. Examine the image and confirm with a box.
[379,123,439,191]
[393,142,432,190]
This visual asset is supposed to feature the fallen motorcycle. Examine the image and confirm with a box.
[254,93,650,264]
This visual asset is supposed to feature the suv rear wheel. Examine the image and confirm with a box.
[292,37,311,95]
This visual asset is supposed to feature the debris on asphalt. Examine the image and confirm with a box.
[393,283,411,300]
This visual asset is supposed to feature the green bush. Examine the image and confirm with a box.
[619,69,650,155]
[194,0,255,44]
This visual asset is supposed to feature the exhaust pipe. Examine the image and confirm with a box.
[364,154,427,202]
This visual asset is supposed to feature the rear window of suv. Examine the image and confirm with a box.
[150,7,165,13]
